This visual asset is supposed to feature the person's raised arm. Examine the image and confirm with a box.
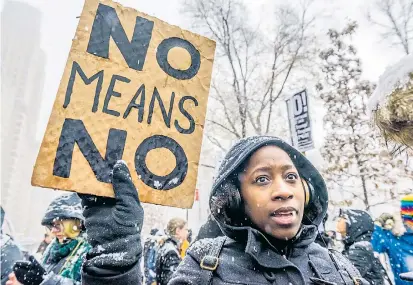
[80,161,144,285]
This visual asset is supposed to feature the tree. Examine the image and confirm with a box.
[184,0,319,150]
[367,0,413,55]
[317,22,413,211]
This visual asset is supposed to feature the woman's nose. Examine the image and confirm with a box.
[271,181,294,201]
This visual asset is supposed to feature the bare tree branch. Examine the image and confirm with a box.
[205,133,227,152]
[207,119,241,138]
[368,0,413,54]
[184,0,319,144]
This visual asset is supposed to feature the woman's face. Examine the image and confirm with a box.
[240,146,305,240]
[49,221,66,243]
[176,224,189,242]
[48,219,80,243]
[336,217,347,238]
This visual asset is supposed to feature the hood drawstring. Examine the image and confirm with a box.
[263,271,277,283]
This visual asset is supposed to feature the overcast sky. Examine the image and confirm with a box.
[3,0,407,141]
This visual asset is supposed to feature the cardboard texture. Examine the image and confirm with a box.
[32,0,216,208]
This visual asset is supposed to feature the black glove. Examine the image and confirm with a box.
[13,256,46,285]
[80,160,144,276]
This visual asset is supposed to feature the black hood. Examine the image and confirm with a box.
[209,136,328,241]
[41,193,84,226]
[340,209,373,247]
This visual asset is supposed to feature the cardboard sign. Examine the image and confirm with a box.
[286,90,314,152]
[32,0,216,208]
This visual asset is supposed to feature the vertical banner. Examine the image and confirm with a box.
[31,0,216,209]
[286,90,314,152]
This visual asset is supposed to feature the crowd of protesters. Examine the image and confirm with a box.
[1,137,412,285]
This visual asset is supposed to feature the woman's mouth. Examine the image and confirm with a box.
[270,208,298,226]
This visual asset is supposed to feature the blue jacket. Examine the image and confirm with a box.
[371,225,413,285]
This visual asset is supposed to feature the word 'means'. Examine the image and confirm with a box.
[64,62,198,135]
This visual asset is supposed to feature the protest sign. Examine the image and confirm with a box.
[32,0,216,208]
[286,90,314,152]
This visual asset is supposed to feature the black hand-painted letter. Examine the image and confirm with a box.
[135,135,187,190]
[64,61,104,112]
[156,37,201,80]
[53,119,126,183]
[147,88,175,128]
[87,3,154,71]
[174,95,198,134]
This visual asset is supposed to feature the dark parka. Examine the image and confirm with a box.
[155,237,182,285]
[169,136,368,285]
[1,207,25,285]
[341,209,385,285]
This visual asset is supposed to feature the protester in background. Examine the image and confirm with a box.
[35,232,53,258]
[372,195,413,285]
[337,209,385,285]
[7,193,91,285]
[155,218,187,285]
[77,138,370,284]
[1,207,24,285]
[143,228,162,285]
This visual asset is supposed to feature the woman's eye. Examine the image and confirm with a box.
[285,173,298,181]
[255,176,269,184]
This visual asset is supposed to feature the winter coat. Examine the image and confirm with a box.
[1,207,25,285]
[341,209,384,285]
[39,193,90,285]
[195,216,224,241]
[155,237,182,285]
[1,234,25,285]
[169,136,369,285]
[143,235,159,285]
[372,225,413,285]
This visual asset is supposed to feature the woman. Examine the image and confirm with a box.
[8,193,91,285]
[78,136,369,284]
[169,136,368,284]
[155,218,188,285]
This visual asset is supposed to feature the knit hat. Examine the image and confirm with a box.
[401,194,413,228]
[41,193,84,226]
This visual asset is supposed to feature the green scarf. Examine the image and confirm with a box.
[44,238,79,264]
[42,237,91,282]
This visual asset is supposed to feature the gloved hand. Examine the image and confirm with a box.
[13,256,46,285]
[80,160,144,276]
[375,213,395,230]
